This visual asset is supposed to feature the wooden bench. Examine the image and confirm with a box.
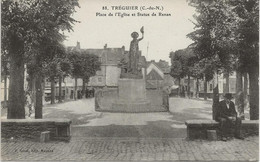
[185,120,259,140]
[1,119,72,142]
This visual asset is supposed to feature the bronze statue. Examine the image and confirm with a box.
[128,27,144,74]
[119,27,144,79]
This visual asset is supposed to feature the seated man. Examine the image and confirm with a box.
[217,93,244,141]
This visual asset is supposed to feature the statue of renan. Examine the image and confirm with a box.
[119,26,144,79]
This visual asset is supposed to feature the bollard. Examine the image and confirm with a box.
[40,131,50,142]
[207,130,217,141]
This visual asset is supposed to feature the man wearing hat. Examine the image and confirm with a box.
[217,93,244,141]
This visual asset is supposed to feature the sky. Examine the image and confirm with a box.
[64,0,196,63]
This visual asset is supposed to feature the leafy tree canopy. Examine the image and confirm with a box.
[187,0,239,74]
[2,0,79,61]
[68,50,101,82]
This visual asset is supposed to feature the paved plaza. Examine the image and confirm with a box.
[1,97,258,161]
[1,136,258,161]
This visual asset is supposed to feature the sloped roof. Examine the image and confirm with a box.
[70,47,125,65]
[146,69,163,80]
[82,49,104,57]
[156,62,171,73]
[162,74,175,86]
[147,60,171,74]
[146,81,157,89]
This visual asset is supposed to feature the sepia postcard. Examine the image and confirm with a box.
[1,0,259,161]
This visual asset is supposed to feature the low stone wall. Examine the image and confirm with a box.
[1,119,71,142]
[241,120,259,136]
[185,120,259,140]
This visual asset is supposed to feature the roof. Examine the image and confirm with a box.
[68,46,125,65]
[147,60,171,74]
[146,69,164,80]
[67,42,149,66]
[156,61,171,73]
[146,81,157,89]
[162,74,175,86]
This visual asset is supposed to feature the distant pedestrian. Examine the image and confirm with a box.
[25,92,33,117]
[92,88,95,97]
[78,90,82,99]
[163,86,171,110]
[89,87,95,98]
[86,88,89,98]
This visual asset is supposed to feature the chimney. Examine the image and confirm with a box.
[104,44,107,49]
[76,41,80,50]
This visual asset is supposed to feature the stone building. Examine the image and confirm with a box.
[172,71,238,98]
[85,45,125,88]
[197,73,237,98]
[67,42,146,89]
[169,49,242,98]
[146,60,174,89]
[65,42,126,90]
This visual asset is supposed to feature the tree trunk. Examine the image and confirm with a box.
[203,74,207,100]
[27,73,36,107]
[42,77,45,104]
[224,72,229,93]
[35,74,43,119]
[235,70,244,119]
[31,77,36,107]
[187,75,191,98]
[243,72,248,109]
[3,74,7,108]
[212,71,219,120]
[248,67,259,120]
[58,75,62,103]
[74,77,78,100]
[50,76,55,104]
[82,78,86,99]
[196,78,199,98]
[178,77,181,97]
[7,45,25,119]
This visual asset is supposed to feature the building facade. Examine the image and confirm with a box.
[146,60,174,89]
[85,46,124,88]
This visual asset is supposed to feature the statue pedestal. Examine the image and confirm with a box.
[112,78,151,112]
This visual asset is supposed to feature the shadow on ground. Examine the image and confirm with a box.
[41,97,214,138]
[71,109,212,138]
[43,108,99,125]
[71,120,187,138]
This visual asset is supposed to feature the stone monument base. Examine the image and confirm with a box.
[95,88,168,113]
[110,78,151,112]
[112,100,151,113]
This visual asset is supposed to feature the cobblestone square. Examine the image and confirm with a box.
[1,98,259,161]
[1,136,258,161]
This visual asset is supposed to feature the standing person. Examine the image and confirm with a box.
[86,88,89,98]
[162,86,171,111]
[78,90,82,99]
[89,88,93,98]
[216,93,244,141]
[92,88,95,98]
[25,92,33,117]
